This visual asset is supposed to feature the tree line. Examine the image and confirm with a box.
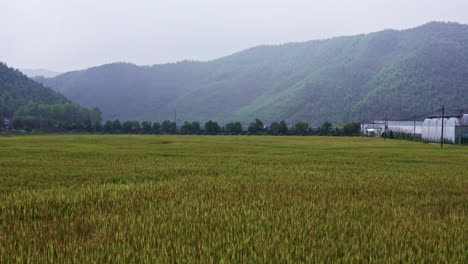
[7,103,102,131]
[96,119,360,136]
[4,112,361,136]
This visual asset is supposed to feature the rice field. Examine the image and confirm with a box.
[0,135,466,263]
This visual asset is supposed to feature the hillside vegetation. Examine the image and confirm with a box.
[37,22,468,125]
[0,135,466,262]
[0,63,102,128]
[0,63,70,118]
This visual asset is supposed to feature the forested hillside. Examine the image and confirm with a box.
[0,63,101,129]
[0,63,70,117]
[37,22,468,125]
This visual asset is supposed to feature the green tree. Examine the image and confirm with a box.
[205,120,220,134]
[268,122,280,135]
[294,122,309,135]
[181,121,193,134]
[152,122,161,134]
[11,116,40,130]
[248,118,264,134]
[343,122,361,136]
[132,120,141,133]
[320,121,333,135]
[89,107,102,123]
[122,121,133,133]
[112,120,122,133]
[181,121,200,134]
[10,102,102,131]
[226,121,242,134]
[279,121,288,135]
[161,120,176,134]
[141,121,152,134]
[191,121,200,134]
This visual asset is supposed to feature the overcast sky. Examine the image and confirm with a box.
[2,0,468,72]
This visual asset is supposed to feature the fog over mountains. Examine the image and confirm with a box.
[20,69,62,78]
[35,22,468,125]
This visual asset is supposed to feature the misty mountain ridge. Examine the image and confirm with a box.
[20,68,62,78]
[36,21,468,125]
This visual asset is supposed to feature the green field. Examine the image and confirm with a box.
[0,135,466,263]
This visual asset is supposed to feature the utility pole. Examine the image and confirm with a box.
[440,105,445,148]
[174,109,179,134]
[384,116,387,140]
[413,120,416,142]
[359,111,363,136]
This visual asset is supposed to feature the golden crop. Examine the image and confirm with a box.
[0,135,466,263]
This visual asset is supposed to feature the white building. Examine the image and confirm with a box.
[362,121,423,137]
[422,114,468,144]
[387,121,423,134]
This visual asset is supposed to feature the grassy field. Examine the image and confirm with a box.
[0,135,466,263]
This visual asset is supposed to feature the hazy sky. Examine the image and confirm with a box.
[2,0,468,72]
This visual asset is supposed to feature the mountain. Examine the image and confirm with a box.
[36,22,468,125]
[20,69,62,78]
[0,63,70,117]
